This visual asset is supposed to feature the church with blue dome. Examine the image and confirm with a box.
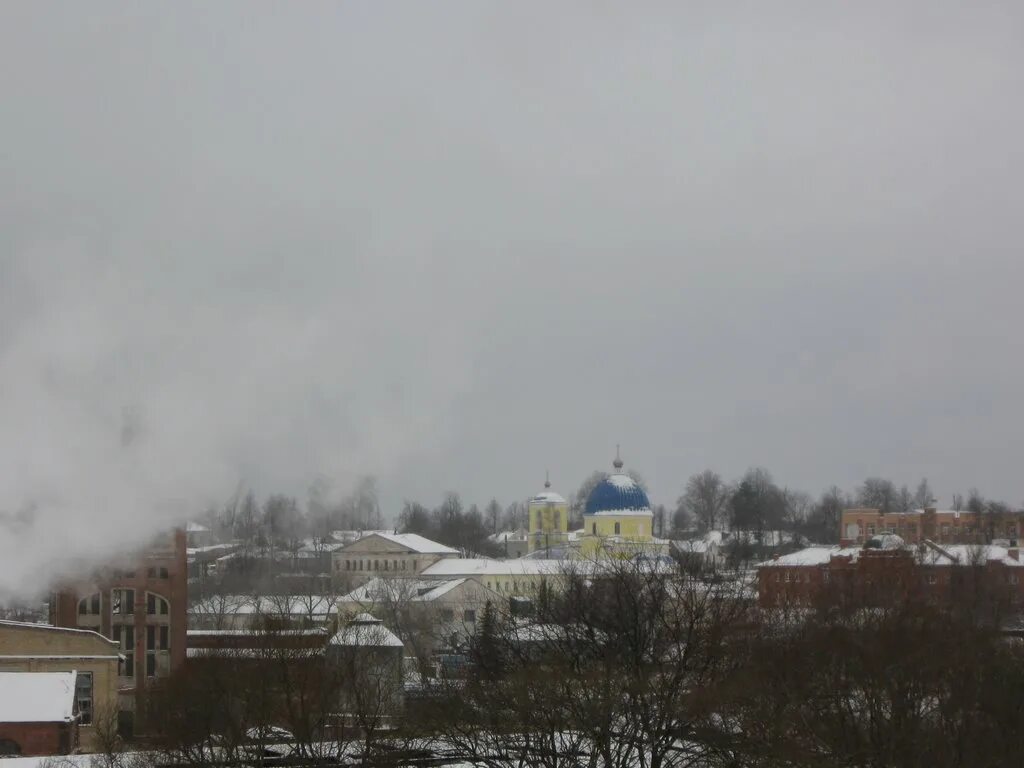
[525,450,664,559]
[580,451,655,554]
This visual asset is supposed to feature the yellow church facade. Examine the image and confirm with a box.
[527,476,569,554]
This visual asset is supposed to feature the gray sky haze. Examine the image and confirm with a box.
[2,2,1023,593]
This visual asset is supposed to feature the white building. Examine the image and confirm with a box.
[331,532,459,585]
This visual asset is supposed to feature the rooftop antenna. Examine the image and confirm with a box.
[613,444,624,471]
[544,469,551,489]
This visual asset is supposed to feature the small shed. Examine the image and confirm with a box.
[328,614,404,719]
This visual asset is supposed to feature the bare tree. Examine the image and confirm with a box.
[678,470,730,533]
[857,477,899,513]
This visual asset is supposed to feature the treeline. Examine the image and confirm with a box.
[676,468,1020,544]
[197,470,1020,557]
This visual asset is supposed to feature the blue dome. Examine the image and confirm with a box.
[585,473,652,515]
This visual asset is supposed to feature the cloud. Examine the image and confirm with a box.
[1,1,1023,593]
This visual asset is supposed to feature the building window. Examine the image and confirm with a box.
[927,574,937,585]
[464,609,476,624]
[614,522,621,535]
[823,571,830,583]
[592,523,597,535]
[553,510,561,529]
[146,592,169,616]
[146,624,169,678]
[117,625,135,677]
[867,525,875,536]
[75,672,93,726]
[402,561,407,571]
[1009,574,1019,585]
[78,594,101,616]
[393,560,398,570]
[536,510,542,529]
[111,589,134,615]
[1008,525,1018,538]
[440,609,454,623]
[383,560,389,571]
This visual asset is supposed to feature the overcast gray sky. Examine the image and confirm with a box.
[2,2,1022,592]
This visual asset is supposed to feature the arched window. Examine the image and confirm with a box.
[146,592,169,616]
[78,593,101,616]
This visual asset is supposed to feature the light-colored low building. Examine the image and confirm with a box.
[328,614,405,721]
[489,530,530,559]
[419,558,566,596]
[188,594,339,630]
[337,576,499,630]
[331,532,459,585]
[0,621,120,752]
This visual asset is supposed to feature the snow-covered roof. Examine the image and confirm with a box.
[758,547,850,567]
[531,491,567,505]
[189,595,338,616]
[488,530,528,543]
[330,615,404,648]
[918,543,1024,567]
[338,577,475,604]
[187,628,327,637]
[187,542,239,556]
[186,522,210,533]
[758,541,1024,569]
[421,558,565,578]
[0,672,77,723]
[353,532,459,555]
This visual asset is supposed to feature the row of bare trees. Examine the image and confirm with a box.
[677,468,1021,545]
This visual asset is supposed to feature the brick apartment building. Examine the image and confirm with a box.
[49,528,187,734]
[841,506,1024,547]
[758,538,1024,609]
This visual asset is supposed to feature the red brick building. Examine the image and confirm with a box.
[758,539,1024,609]
[0,671,79,757]
[840,506,1024,547]
[49,528,187,734]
